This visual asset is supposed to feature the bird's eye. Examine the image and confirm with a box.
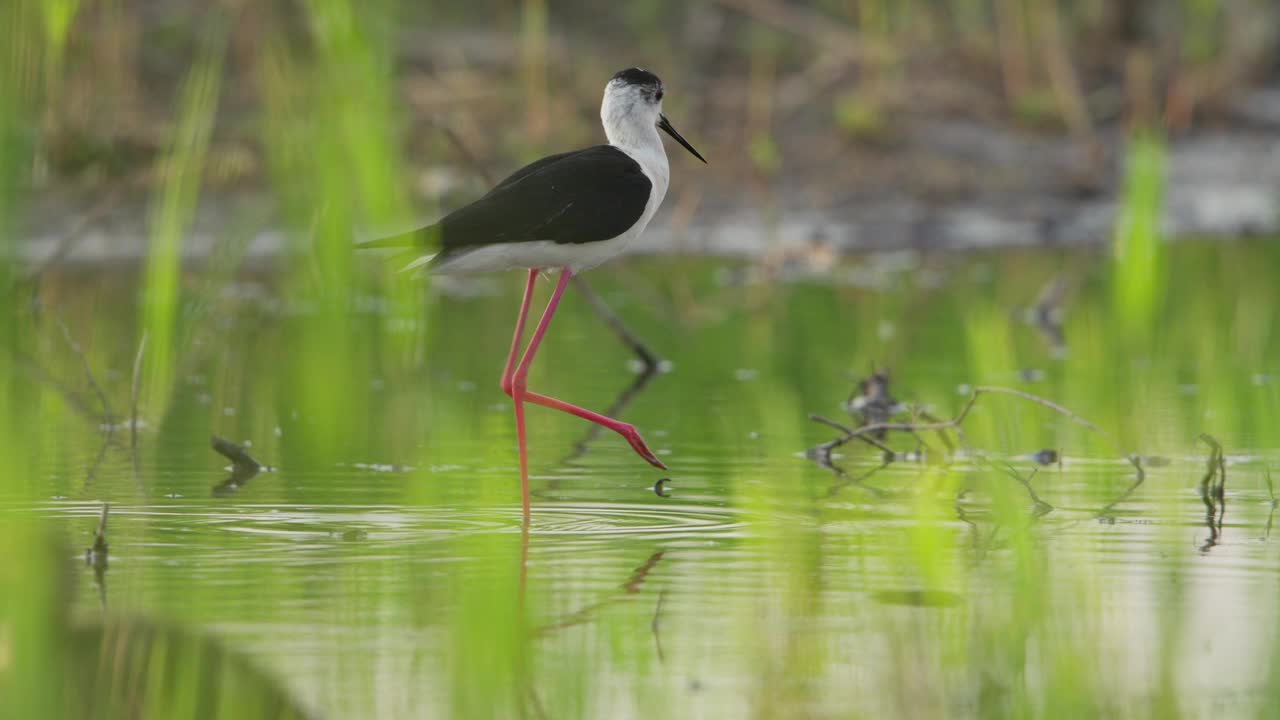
[655,89,664,101]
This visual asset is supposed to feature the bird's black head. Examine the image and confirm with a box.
[610,67,664,103]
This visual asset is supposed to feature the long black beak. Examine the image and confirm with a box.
[658,114,707,164]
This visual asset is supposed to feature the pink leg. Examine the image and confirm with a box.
[520,390,666,469]
[514,391,531,520]
[503,269,540,521]
[501,269,540,396]
[509,269,667,470]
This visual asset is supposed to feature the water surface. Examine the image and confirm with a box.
[8,240,1280,718]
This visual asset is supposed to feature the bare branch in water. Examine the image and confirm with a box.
[810,385,1144,482]
[810,413,894,455]
[571,275,661,371]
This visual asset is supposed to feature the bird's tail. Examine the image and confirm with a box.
[356,224,445,274]
[356,224,439,250]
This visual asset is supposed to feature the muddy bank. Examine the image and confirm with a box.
[13,108,1280,268]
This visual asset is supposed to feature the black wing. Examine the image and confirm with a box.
[357,146,651,252]
[439,145,651,248]
[486,150,578,193]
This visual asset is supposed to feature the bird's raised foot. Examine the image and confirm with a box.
[508,385,667,470]
[618,424,668,470]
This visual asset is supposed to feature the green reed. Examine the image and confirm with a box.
[256,0,417,469]
[1112,132,1166,335]
[140,31,225,422]
[0,5,54,714]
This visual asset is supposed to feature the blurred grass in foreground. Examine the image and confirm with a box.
[141,30,225,422]
[1112,132,1167,335]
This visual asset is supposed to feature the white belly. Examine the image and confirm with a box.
[426,227,643,274]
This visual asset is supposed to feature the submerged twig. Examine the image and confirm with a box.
[571,275,661,371]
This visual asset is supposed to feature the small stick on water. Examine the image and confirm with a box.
[130,332,148,454]
[211,435,263,471]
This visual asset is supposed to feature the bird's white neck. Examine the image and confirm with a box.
[607,123,669,187]
[601,87,670,196]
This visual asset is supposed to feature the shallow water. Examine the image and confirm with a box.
[6,239,1280,718]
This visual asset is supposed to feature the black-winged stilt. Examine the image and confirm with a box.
[361,67,705,518]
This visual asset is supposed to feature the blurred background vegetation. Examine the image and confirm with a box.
[4,0,1279,219]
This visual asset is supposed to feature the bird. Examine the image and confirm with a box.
[360,67,706,519]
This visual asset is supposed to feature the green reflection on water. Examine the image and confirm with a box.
[2,240,1280,718]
